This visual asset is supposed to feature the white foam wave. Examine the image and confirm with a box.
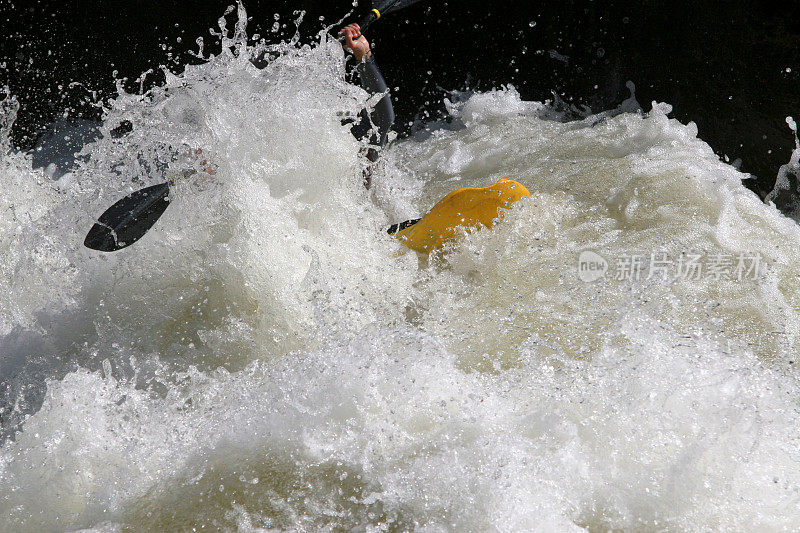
[2,5,800,531]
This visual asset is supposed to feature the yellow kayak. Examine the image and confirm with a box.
[390,178,530,254]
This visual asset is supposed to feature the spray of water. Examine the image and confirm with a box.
[1,4,800,531]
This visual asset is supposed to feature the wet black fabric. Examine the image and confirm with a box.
[351,54,395,149]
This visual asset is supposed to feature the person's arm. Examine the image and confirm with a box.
[356,55,395,149]
[340,24,395,151]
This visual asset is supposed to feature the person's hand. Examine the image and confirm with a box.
[340,23,371,62]
[171,147,217,184]
[187,147,216,176]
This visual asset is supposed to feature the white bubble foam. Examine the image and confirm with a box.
[3,4,800,531]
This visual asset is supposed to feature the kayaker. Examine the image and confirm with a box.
[85,21,531,253]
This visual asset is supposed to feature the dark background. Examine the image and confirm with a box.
[2,0,798,197]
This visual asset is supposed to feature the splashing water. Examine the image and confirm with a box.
[2,6,800,531]
[766,116,800,219]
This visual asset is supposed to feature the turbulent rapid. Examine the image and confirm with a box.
[2,7,800,531]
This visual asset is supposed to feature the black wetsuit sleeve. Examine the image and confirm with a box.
[352,55,395,150]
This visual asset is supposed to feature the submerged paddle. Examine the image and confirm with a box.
[84,0,427,252]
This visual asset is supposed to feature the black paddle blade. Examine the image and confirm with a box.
[387,217,421,235]
[84,182,171,251]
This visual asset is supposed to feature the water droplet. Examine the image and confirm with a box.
[529,21,537,28]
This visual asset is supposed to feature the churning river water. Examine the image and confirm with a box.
[2,6,800,531]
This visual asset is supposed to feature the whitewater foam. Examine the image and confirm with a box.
[1,5,800,531]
